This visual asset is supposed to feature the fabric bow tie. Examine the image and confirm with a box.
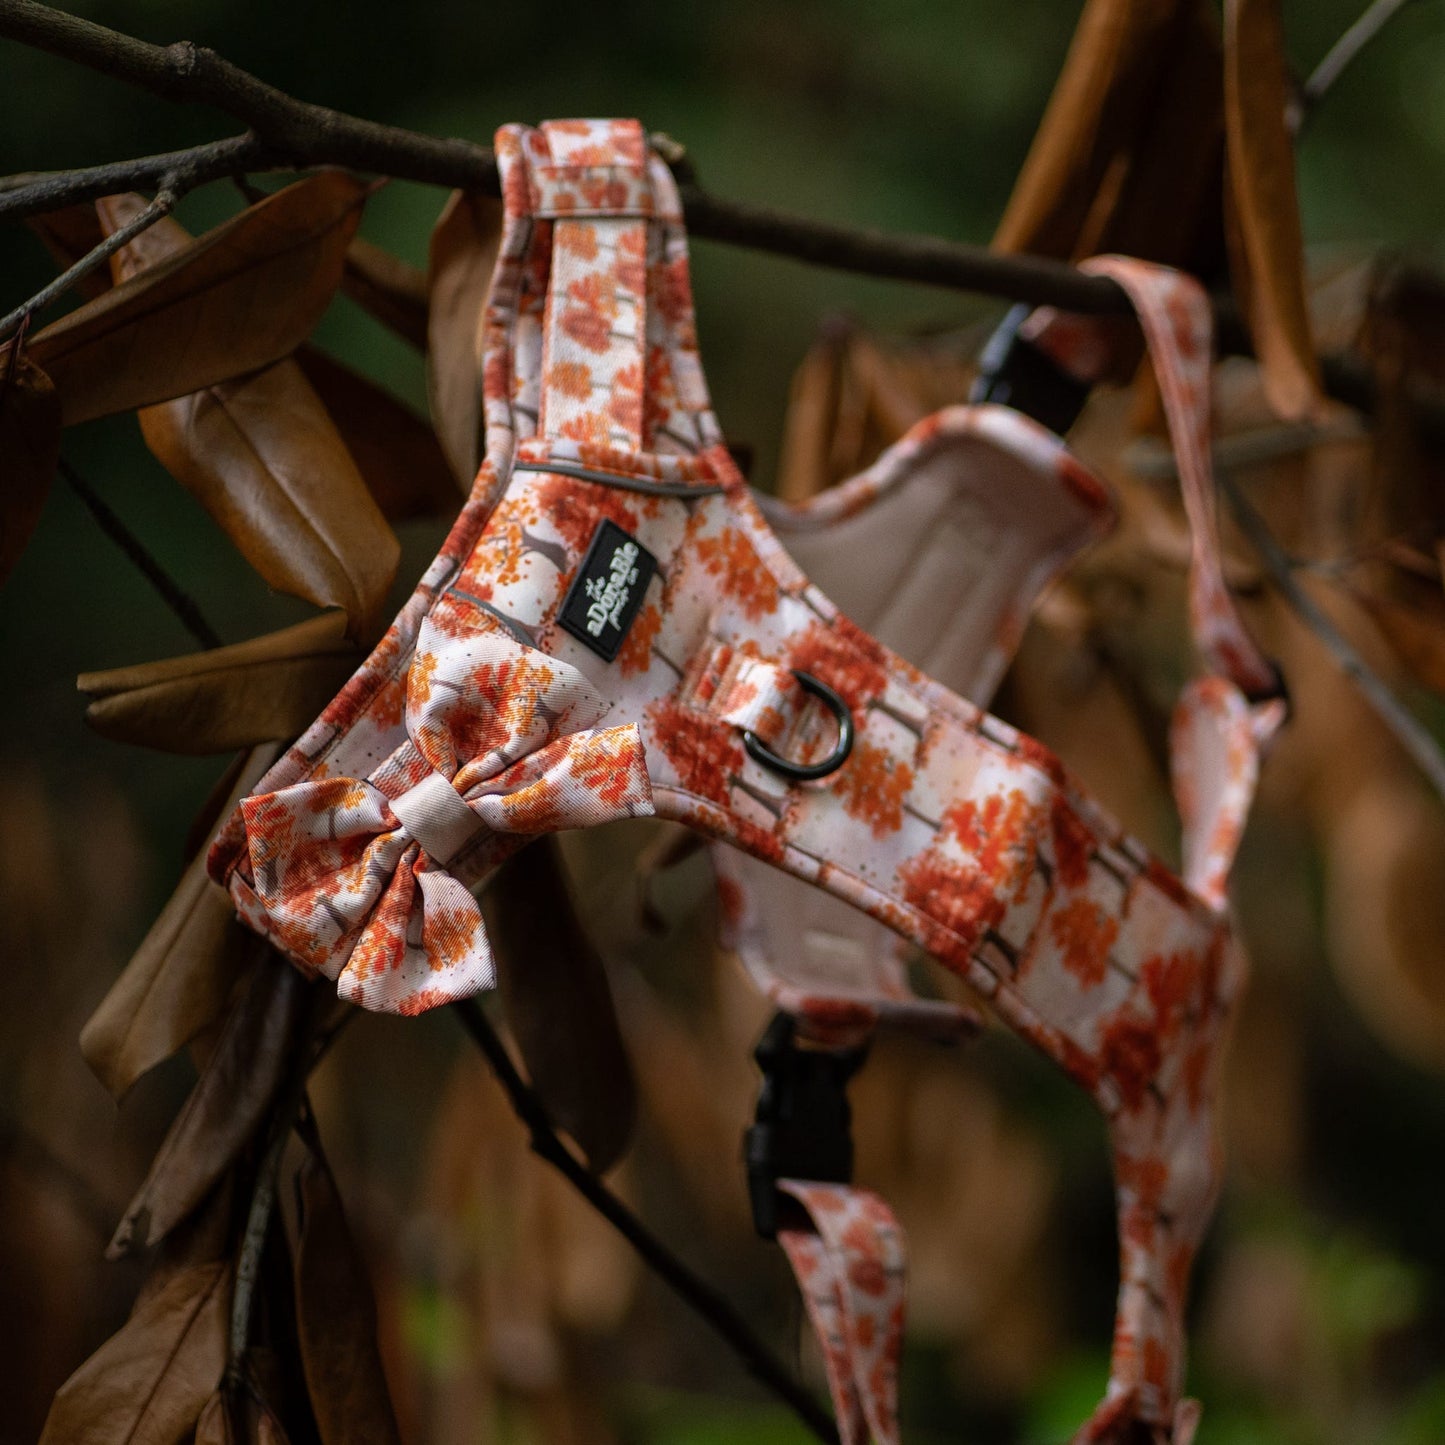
[240,617,654,1014]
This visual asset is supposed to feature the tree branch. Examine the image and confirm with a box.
[0,179,177,339]
[454,999,840,1445]
[0,133,264,223]
[0,0,1131,315]
[60,457,222,649]
[1297,0,1419,127]
[1218,469,1445,801]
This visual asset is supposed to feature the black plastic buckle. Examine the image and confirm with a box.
[744,1012,867,1239]
[971,303,1093,438]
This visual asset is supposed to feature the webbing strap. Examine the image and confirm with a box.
[776,1182,906,1445]
[531,120,651,451]
[1032,257,1288,907]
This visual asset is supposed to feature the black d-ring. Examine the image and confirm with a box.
[742,669,854,783]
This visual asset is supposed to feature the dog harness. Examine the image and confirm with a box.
[208,120,1284,1445]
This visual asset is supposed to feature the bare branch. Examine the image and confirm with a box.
[454,998,840,1445]
[0,180,177,339]
[1218,469,1445,801]
[60,457,223,650]
[0,0,1131,315]
[0,134,264,223]
[1298,0,1420,127]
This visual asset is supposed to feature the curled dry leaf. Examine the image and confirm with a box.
[487,838,637,1173]
[992,0,1224,268]
[342,237,429,352]
[80,745,280,1098]
[1327,777,1445,1072]
[1348,579,1445,698]
[294,347,460,523]
[427,189,503,486]
[293,1149,403,1445]
[38,1259,231,1445]
[20,172,370,425]
[91,195,399,635]
[25,203,109,298]
[109,958,306,1258]
[0,355,61,583]
[78,612,358,756]
[1224,0,1325,422]
[194,1369,295,1445]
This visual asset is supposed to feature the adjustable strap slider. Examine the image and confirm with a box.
[971,302,1093,437]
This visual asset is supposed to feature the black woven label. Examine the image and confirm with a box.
[558,519,658,663]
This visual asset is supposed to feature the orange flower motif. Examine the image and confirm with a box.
[695,529,781,620]
[1049,895,1118,989]
[832,739,912,838]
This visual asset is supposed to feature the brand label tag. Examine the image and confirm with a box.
[558,519,658,663]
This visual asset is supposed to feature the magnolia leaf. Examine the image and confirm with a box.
[109,958,306,1258]
[1351,584,1445,697]
[427,189,503,485]
[488,838,637,1173]
[293,1148,403,1445]
[82,193,399,632]
[1224,0,1325,421]
[0,356,61,582]
[992,0,1223,266]
[38,1260,230,1445]
[80,744,279,1097]
[342,237,429,351]
[25,203,110,298]
[294,347,461,522]
[194,1372,295,1445]
[18,172,369,425]
[79,612,358,755]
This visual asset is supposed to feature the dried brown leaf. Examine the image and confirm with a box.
[18,172,369,425]
[1224,0,1325,421]
[0,356,61,582]
[488,838,636,1173]
[80,746,279,1097]
[38,1260,230,1445]
[427,189,503,485]
[1350,583,1445,697]
[342,237,429,351]
[992,0,1223,266]
[195,1373,294,1445]
[79,612,358,755]
[293,1149,403,1445]
[86,190,400,631]
[295,347,461,522]
[109,959,306,1258]
[25,204,110,298]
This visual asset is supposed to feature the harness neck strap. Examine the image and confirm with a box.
[1028,258,1287,908]
[526,120,652,451]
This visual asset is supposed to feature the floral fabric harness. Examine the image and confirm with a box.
[209,120,1283,1445]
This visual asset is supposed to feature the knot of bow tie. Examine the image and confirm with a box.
[239,618,654,1014]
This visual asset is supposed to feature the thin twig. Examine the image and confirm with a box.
[0,133,263,223]
[227,1084,300,1370]
[1219,469,1445,800]
[227,1000,352,1372]
[59,456,222,649]
[454,998,840,1445]
[1297,0,1419,128]
[0,179,177,340]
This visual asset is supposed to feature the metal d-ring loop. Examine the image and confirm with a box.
[742,670,854,783]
